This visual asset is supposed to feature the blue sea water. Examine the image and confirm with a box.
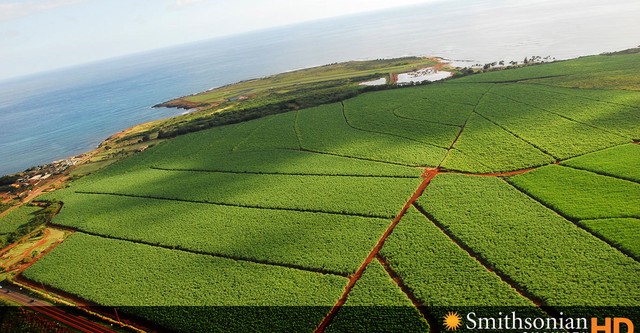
[1,0,639,175]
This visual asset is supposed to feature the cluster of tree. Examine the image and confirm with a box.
[2,202,61,247]
[0,175,20,193]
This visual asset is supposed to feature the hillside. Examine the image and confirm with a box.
[19,52,640,332]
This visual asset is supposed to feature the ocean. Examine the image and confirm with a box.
[1,0,638,176]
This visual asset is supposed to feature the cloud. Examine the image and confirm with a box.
[173,0,203,8]
[0,0,84,22]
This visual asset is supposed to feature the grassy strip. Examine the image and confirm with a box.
[416,174,640,307]
[326,261,429,333]
[442,113,554,173]
[50,193,389,275]
[170,57,438,106]
[579,218,640,258]
[561,143,640,183]
[104,112,421,177]
[492,84,640,139]
[344,94,461,148]
[508,165,639,220]
[379,207,534,307]
[0,204,60,248]
[454,53,640,88]
[23,232,346,333]
[62,168,418,219]
[297,103,447,166]
[475,93,627,160]
[0,205,41,235]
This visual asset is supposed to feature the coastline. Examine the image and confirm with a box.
[0,52,564,202]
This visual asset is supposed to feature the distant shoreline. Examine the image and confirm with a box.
[0,48,604,197]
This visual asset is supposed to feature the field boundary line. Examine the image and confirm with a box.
[421,97,476,107]
[558,164,640,185]
[231,114,276,152]
[488,91,631,139]
[503,179,640,263]
[285,148,421,168]
[376,254,437,331]
[293,110,304,149]
[520,82,640,109]
[73,191,394,220]
[556,141,635,162]
[57,228,351,278]
[149,166,419,179]
[411,203,549,309]
[391,108,463,127]
[456,74,569,84]
[438,84,493,168]
[472,110,558,159]
[340,101,451,150]
[314,168,438,333]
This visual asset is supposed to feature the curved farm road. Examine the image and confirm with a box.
[0,228,66,273]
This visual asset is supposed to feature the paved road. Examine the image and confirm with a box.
[0,284,118,333]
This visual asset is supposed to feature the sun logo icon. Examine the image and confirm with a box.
[443,311,462,331]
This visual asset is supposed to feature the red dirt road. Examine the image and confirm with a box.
[314,168,439,333]
[0,287,116,333]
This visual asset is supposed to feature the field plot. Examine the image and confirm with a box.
[475,93,627,159]
[380,207,533,307]
[63,168,418,218]
[24,233,346,333]
[416,174,640,307]
[0,205,41,236]
[562,143,640,182]
[344,97,460,148]
[441,113,554,173]
[455,53,640,87]
[22,52,640,332]
[508,165,639,220]
[580,218,640,258]
[297,103,448,166]
[47,193,389,275]
[327,261,429,333]
[491,84,640,139]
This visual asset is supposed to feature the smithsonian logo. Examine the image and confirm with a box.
[443,311,634,333]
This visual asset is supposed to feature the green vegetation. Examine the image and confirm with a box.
[0,206,41,235]
[417,174,640,306]
[144,57,446,141]
[344,93,461,148]
[22,52,640,331]
[327,261,429,333]
[57,168,417,218]
[580,218,640,257]
[0,204,59,248]
[24,233,346,332]
[380,207,532,306]
[47,193,389,275]
[135,113,421,177]
[562,144,640,182]
[345,83,490,126]
[297,104,447,166]
[162,57,439,108]
[442,113,554,173]
[475,93,627,159]
[508,165,639,220]
[456,52,640,90]
[491,84,640,139]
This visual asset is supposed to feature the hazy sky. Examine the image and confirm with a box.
[0,0,438,80]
